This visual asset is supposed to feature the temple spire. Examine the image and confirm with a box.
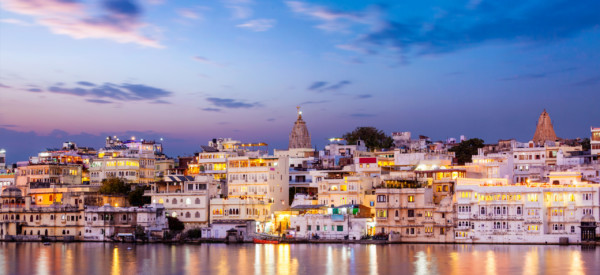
[532,109,558,144]
[289,106,311,149]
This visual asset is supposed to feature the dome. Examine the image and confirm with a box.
[581,214,596,223]
[1,186,22,198]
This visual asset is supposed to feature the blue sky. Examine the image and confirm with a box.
[1,0,599,162]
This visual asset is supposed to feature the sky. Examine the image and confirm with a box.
[1,0,599,163]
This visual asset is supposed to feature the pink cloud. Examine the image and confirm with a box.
[0,0,163,48]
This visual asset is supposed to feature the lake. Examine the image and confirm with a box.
[1,242,599,275]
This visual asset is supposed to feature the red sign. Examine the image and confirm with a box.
[359,157,377,164]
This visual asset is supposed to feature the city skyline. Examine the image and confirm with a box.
[1,0,600,162]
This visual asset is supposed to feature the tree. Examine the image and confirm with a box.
[168,216,185,232]
[98,178,130,195]
[342,127,393,150]
[581,138,591,151]
[449,138,485,165]
[128,185,151,207]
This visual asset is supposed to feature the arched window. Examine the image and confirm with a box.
[186,198,191,205]
[195,198,201,204]
[185,212,191,218]
[30,215,33,222]
[195,212,200,218]
[517,207,522,215]
[395,210,399,217]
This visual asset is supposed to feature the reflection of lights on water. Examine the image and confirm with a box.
[569,250,583,275]
[36,246,50,275]
[369,245,377,275]
[112,247,120,275]
[414,251,429,275]
[485,251,496,275]
[523,248,538,275]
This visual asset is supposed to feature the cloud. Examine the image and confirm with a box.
[307,80,351,92]
[0,83,12,88]
[178,9,201,20]
[300,100,330,105]
[356,94,372,99]
[287,1,600,61]
[151,99,171,104]
[0,0,163,48]
[308,81,327,90]
[324,80,351,91]
[86,99,113,104]
[77,81,96,87]
[499,67,577,81]
[237,19,275,32]
[34,81,172,102]
[0,124,18,128]
[192,56,224,67]
[206,97,260,109]
[27,88,43,92]
[350,113,376,118]
[573,75,600,87]
[0,18,32,26]
[266,118,276,122]
[201,108,221,112]
[223,0,253,19]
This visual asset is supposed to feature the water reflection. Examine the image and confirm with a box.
[1,243,599,275]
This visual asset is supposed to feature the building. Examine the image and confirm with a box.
[147,175,217,229]
[289,205,375,240]
[16,163,83,187]
[0,149,6,170]
[0,187,85,241]
[83,204,167,241]
[454,174,599,244]
[90,136,170,184]
[374,184,455,242]
[592,127,600,158]
[316,171,377,207]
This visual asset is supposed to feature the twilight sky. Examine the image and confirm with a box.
[1,0,599,163]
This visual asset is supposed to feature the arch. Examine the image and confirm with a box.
[30,215,33,222]
[195,212,200,218]
[45,229,48,236]
[195,198,201,204]
[395,210,399,217]
[517,207,522,215]
[185,212,191,218]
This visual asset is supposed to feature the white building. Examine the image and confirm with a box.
[454,174,599,244]
[83,204,167,241]
[147,175,217,229]
[289,213,374,240]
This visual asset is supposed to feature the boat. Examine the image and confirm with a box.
[43,242,51,246]
[253,238,279,244]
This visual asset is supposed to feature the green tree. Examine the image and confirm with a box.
[98,177,130,195]
[449,138,485,165]
[342,127,393,150]
[128,185,151,207]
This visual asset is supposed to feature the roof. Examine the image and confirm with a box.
[582,214,596,223]
[334,204,359,208]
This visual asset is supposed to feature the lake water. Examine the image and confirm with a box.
[1,242,599,275]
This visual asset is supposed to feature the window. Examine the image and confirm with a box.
[316,225,320,231]
[517,207,522,215]
[377,195,387,202]
[408,210,415,218]
[377,210,387,218]
[480,207,486,215]
[571,226,575,233]
[337,226,343,232]
[408,195,414,202]
[395,210,399,217]
[583,193,592,200]
[308,225,311,231]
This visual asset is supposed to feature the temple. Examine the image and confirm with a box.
[532,109,558,144]
[288,106,312,149]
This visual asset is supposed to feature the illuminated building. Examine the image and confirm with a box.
[0,149,6,170]
[592,127,600,157]
[316,171,377,207]
[16,164,83,187]
[375,182,455,242]
[90,136,172,184]
[288,205,375,240]
[454,172,599,244]
[0,187,86,241]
